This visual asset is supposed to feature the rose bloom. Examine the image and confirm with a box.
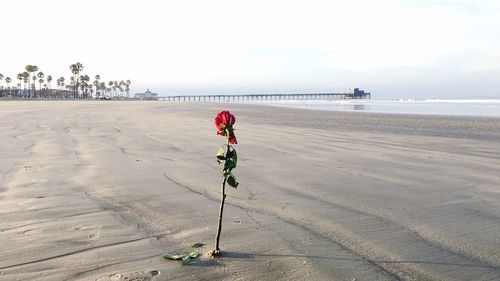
[215,111,237,144]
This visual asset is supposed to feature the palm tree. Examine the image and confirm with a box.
[60,79,65,91]
[79,81,86,98]
[99,82,106,98]
[94,75,101,98]
[70,62,84,98]
[38,78,44,96]
[126,79,131,99]
[56,76,65,98]
[37,72,44,97]
[23,77,28,95]
[23,71,31,96]
[22,72,29,96]
[38,78,45,95]
[79,74,90,99]
[108,81,113,97]
[0,73,4,90]
[46,75,52,96]
[25,65,38,98]
[105,86,111,97]
[57,76,65,89]
[112,81,117,97]
[70,76,75,97]
[17,73,23,97]
[5,77,12,96]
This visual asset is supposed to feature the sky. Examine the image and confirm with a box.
[1,0,499,99]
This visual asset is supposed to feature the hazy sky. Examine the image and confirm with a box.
[1,0,499,99]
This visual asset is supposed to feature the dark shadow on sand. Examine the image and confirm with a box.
[187,258,222,267]
[199,251,500,271]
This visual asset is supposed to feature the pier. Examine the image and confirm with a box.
[158,90,371,102]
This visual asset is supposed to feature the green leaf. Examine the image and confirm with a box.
[163,253,183,260]
[232,149,237,166]
[223,147,237,169]
[164,251,200,265]
[216,155,225,164]
[225,159,236,171]
[227,174,239,188]
[181,255,192,265]
[226,147,234,158]
[188,251,200,258]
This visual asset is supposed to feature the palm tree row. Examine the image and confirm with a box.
[0,63,131,99]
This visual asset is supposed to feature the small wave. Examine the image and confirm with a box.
[242,99,500,117]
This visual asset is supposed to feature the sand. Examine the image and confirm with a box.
[0,101,499,281]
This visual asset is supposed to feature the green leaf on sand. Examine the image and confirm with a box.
[163,251,200,265]
[163,253,184,260]
[188,251,200,258]
[181,256,191,265]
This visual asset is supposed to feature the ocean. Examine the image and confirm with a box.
[242,99,500,118]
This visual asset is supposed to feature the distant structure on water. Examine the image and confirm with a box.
[352,88,369,98]
[157,88,371,102]
[134,89,158,100]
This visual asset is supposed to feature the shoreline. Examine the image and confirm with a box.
[1,101,499,280]
[3,97,500,120]
[244,99,500,118]
[215,102,500,142]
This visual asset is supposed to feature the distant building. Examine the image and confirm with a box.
[353,88,371,99]
[353,88,364,95]
[134,89,158,100]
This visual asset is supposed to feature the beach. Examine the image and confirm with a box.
[1,101,500,281]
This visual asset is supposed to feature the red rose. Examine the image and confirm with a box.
[215,110,237,144]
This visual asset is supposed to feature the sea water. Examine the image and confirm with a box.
[243,99,500,118]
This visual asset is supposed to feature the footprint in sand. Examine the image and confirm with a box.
[71,224,101,241]
[120,270,160,281]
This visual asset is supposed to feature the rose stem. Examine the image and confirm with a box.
[214,136,230,254]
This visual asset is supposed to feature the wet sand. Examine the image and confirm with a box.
[1,101,499,281]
